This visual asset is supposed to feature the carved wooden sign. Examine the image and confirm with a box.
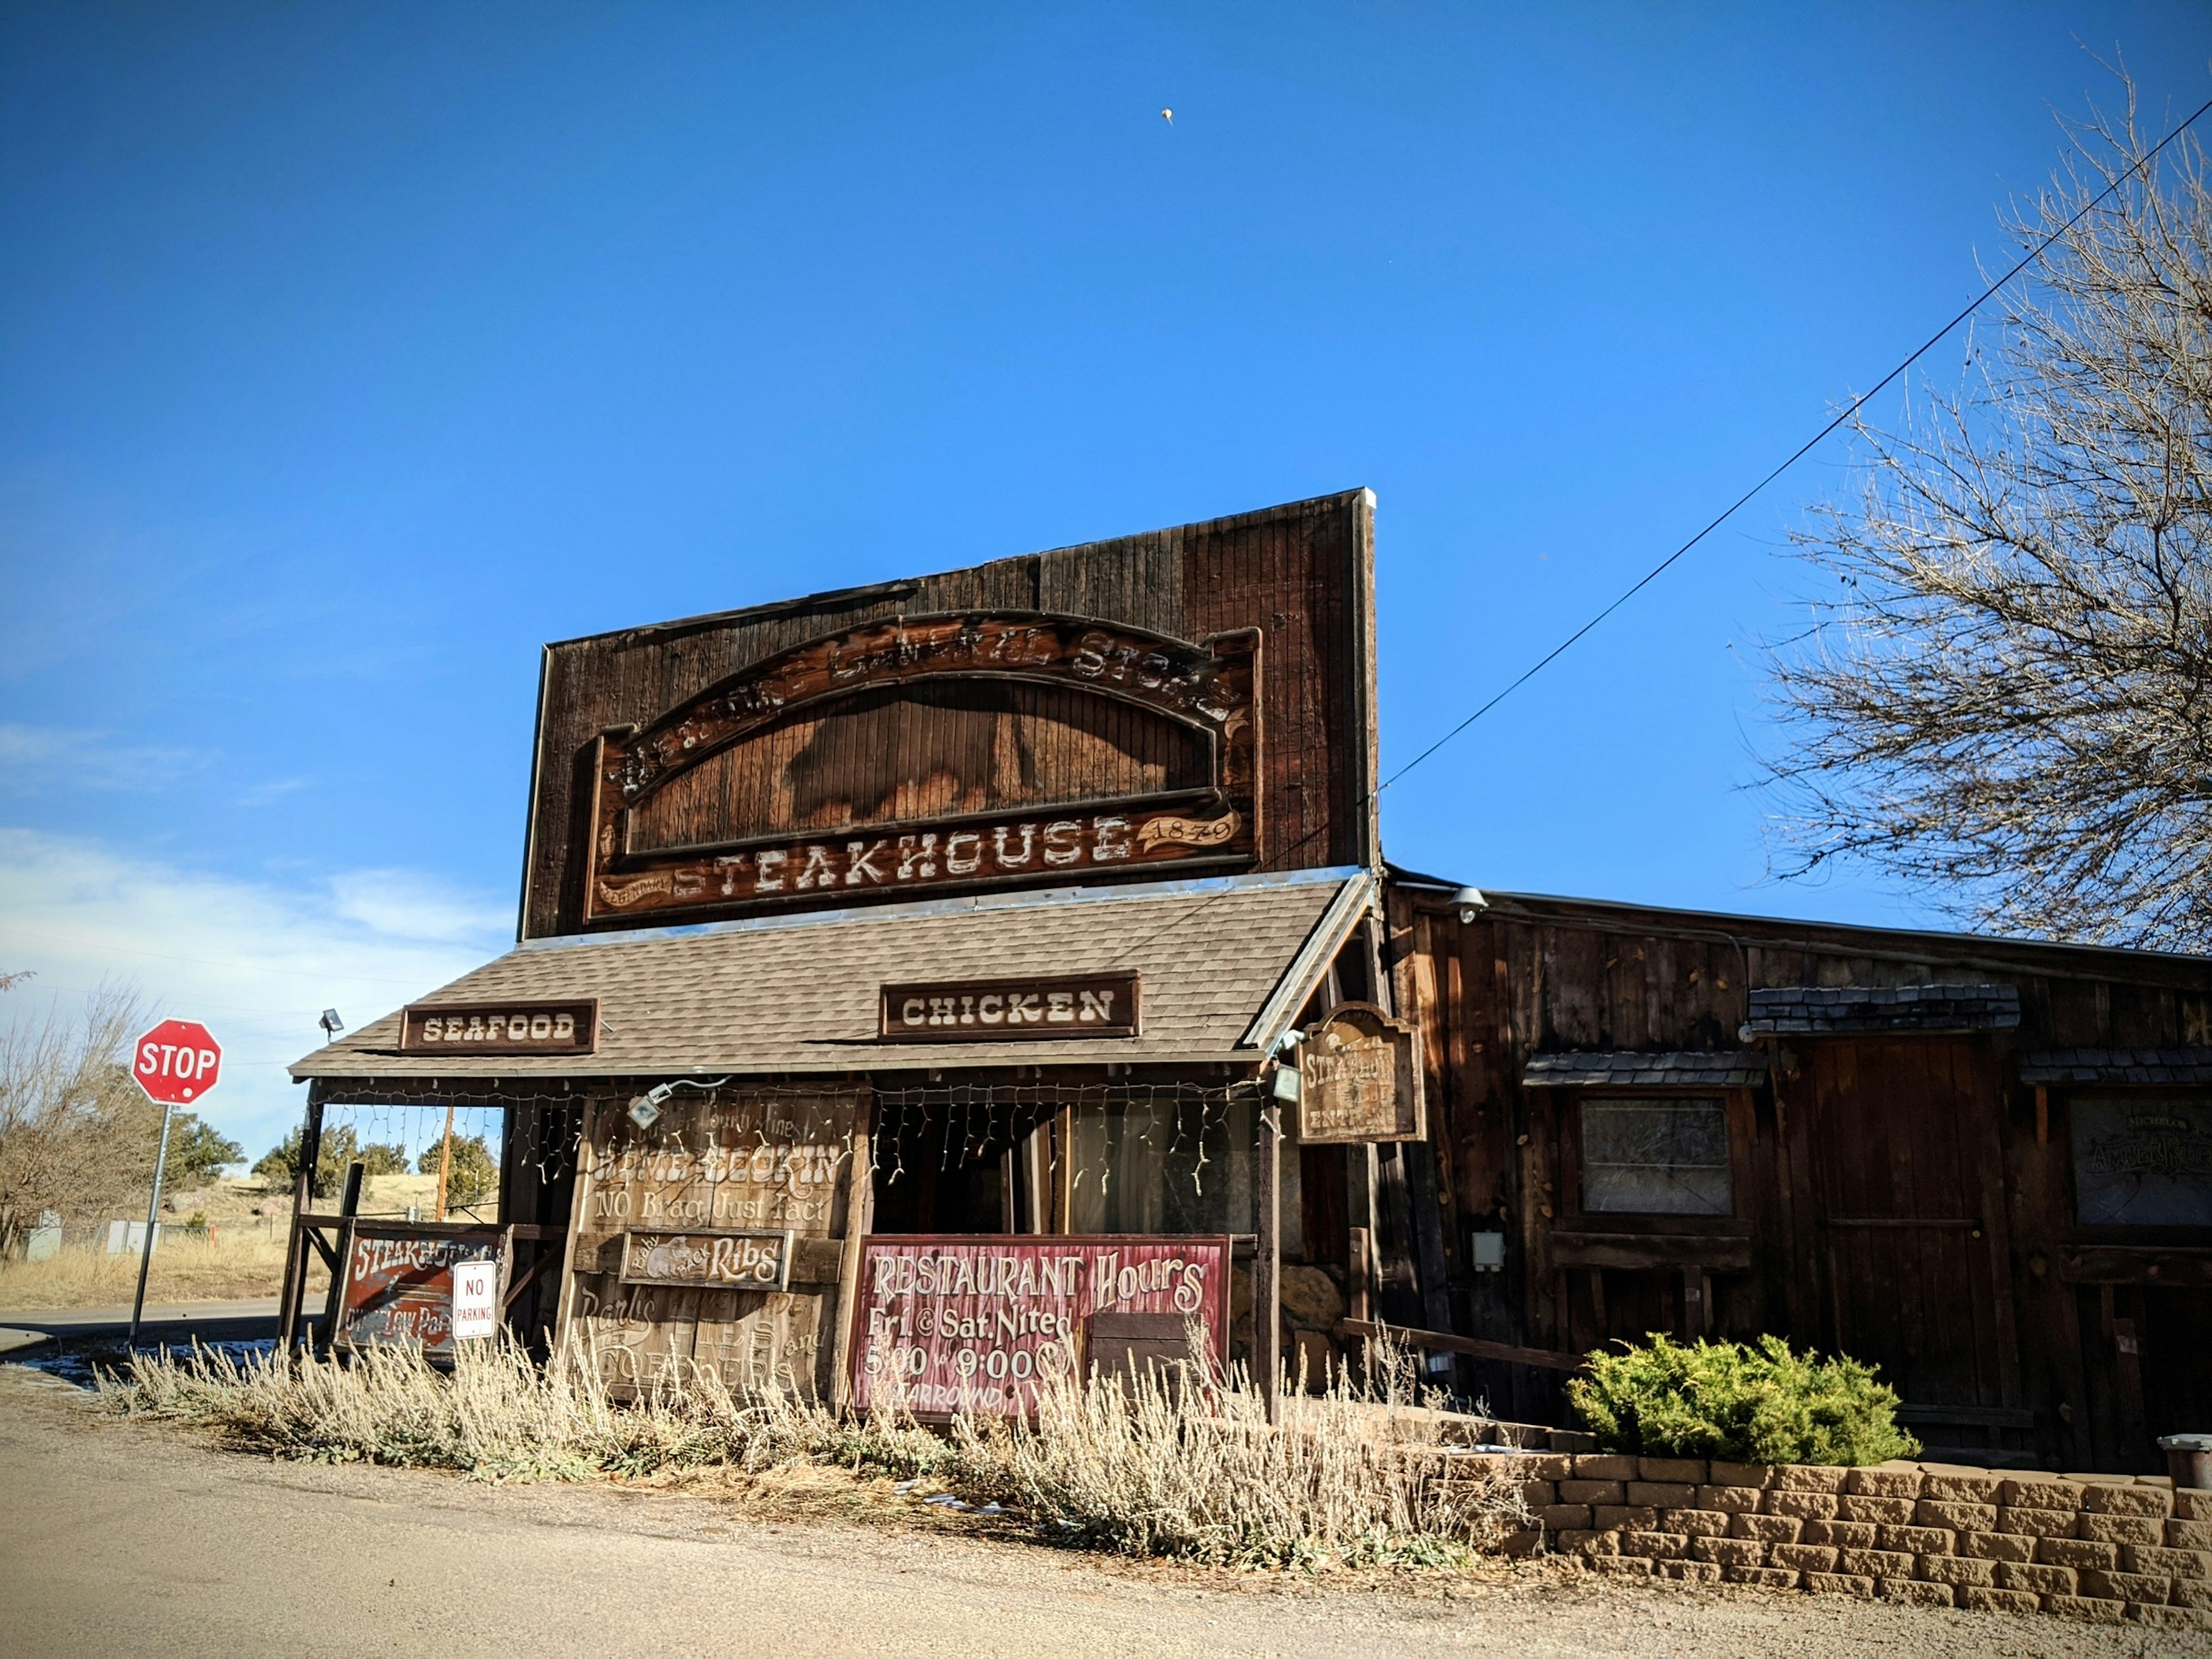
[878,973,1141,1041]
[399,998,598,1056]
[1296,1002,1426,1143]
[847,1234,1231,1420]
[580,613,1259,925]
[619,1228,795,1290]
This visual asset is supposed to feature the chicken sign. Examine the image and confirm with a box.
[132,1018,222,1105]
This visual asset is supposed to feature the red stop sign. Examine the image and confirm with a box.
[132,1019,222,1105]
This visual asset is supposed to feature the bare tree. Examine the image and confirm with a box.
[1764,79,2212,949]
[0,984,157,1251]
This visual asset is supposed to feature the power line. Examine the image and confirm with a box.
[1113,93,2212,971]
[1376,92,2212,797]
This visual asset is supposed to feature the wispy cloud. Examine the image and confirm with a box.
[237,776,310,808]
[0,722,202,793]
[0,828,510,1160]
[329,869,512,945]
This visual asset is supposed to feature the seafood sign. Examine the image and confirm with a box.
[399,998,598,1056]
[847,1234,1230,1419]
[334,1224,502,1352]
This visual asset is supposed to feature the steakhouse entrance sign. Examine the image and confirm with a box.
[847,1234,1230,1419]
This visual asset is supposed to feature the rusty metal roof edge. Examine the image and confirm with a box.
[1239,870,1377,1055]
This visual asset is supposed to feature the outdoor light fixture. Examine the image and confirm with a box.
[628,1082,675,1130]
[319,1008,344,1039]
[626,1075,731,1131]
[1270,1063,1302,1104]
[1450,887,1488,924]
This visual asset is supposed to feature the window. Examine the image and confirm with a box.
[2070,1094,2212,1226]
[1580,1097,1732,1215]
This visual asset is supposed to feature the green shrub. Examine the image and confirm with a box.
[1566,1334,1921,1467]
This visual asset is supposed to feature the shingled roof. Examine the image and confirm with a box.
[290,866,1369,1081]
[1522,1050,1770,1089]
[1740,983,2021,1036]
[2017,1047,2212,1086]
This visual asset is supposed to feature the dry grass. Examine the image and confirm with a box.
[0,1230,311,1312]
[99,1334,1524,1569]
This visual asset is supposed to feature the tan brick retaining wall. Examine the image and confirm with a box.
[1482,1454,2211,1629]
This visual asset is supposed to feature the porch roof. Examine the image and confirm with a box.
[290,866,1370,1082]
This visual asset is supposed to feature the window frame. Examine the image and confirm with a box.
[2059,1086,2212,1240]
[1561,1086,1757,1233]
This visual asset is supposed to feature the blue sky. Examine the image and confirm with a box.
[4,2,2209,1156]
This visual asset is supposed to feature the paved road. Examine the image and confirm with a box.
[0,1296,313,1359]
[0,1370,2195,1659]
[0,1295,282,1329]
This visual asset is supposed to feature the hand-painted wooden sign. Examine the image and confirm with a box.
[1296,1002,1426,1143]
[562,1090,861,1399]
[399,998,599,1056]
[333,1223,503,1353]
[847,1234,1231,1419]
[579,613,1260,924]
[877,974,1141,1041]
[618,1228,795,1290]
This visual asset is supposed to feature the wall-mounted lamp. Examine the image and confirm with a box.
[628,1082,675,1129]
[1450,887,1489,925]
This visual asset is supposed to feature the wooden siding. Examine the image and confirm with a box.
[1388,885,2212,1469]
[522,491,1376,938]
[629,679,1211,853]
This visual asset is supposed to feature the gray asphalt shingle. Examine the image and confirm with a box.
[291,868,1361,1080]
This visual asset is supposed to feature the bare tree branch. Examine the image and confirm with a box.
[1762,74,2212,949]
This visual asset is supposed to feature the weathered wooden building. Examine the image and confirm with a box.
[1384,884,2212,1472]
[290,488,2210,1470]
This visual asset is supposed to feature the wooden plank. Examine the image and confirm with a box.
[829,1089,875,1407]
[1896,1403,2036,1428]
[1968,1039,2025,1406]
[1550,1232,1753,1272]
[276,1164,312,1353]
[2061,1247,2212,1286]
[316,1160,366,1351]
[502,1245,561,1312]
[1335,1319,1587,1373]
[1255,1100,1281,1421]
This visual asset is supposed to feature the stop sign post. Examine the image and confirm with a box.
[127,1020,222,1344]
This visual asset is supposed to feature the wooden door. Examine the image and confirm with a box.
[1800,1038,2021,1412]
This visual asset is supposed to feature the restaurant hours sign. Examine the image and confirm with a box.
[847,1235,1230,1419]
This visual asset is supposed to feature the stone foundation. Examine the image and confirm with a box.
[1478,1453,2212,1628]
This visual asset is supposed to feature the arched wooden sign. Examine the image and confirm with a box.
[581,613,1260,923]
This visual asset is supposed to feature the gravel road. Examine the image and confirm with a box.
[0,1368,2196,1659]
